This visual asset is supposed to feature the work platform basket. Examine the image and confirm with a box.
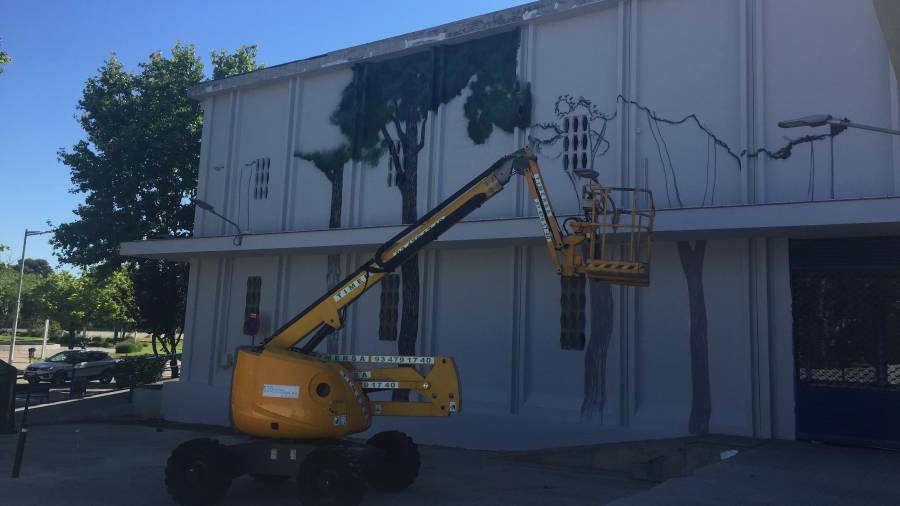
[573,184,655,287]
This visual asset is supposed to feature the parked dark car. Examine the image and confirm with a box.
[24,351,120,385]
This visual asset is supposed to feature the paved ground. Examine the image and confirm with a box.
[608,440,900,506]
[4,391,900,505]
[0,423,650,505]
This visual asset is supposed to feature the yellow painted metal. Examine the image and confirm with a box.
[231,347,371,438]
[228,147,654,441]
[265,157,511,353]
[522,153,565,274]
[361,356,461,417]
[569,184,655,286]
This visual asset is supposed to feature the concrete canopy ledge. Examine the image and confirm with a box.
[120,197,900,261]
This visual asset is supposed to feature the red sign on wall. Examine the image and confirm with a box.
[243,312,260,336]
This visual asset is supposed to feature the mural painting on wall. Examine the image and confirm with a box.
[529,95,750,432]
[294,148,350,353]
[529,95,619,423]
[296,29,532,398]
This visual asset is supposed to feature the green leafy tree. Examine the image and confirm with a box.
[299,31,530,393]
[53,44,261,365]
[0,263,19,329]
[33,271,87,344]
[0,262,48,332]
[14,258,53,277]
[0,38,11,75]
[211,44,263,80]
[83,266,138,337]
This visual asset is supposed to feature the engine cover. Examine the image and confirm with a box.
[231,347,371,438]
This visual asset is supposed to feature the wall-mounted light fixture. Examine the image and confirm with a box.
[779,114,900,199]
[193,198,244,246]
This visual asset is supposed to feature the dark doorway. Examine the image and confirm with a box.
[790,237,900,448]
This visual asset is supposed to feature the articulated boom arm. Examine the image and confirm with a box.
[263,145,652,354]
[230,148,653,436]
[263,148,538,352]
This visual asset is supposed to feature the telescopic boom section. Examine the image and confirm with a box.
[263,148,546,352]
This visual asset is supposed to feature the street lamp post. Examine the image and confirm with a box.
[7,229,53,363]
[779,115,900,200]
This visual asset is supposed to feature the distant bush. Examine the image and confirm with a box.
[114,340,142,354]
[89,336,111,347]
[112,355,166,386]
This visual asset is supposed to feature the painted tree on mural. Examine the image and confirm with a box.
[298,30,531,394]
[530,95,625,422]
[295,148,350,353]
[530,94,743,431]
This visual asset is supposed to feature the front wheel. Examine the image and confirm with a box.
[98,370,113,384]
[365,431,420,492]
[165,438,235,506]
[26,377,40,385]
[296,447,365,506]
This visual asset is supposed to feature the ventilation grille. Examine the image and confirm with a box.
[562,114,590,173]
[251,158,271,200]
[560,275,586,350]
[245,276,262,317]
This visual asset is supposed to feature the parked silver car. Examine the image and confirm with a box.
[24,350,120,385]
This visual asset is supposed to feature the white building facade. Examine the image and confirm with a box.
[123,0,900,450]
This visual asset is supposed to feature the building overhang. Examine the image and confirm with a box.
[121,197,900,261]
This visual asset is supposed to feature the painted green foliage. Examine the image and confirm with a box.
[298,29,531,381]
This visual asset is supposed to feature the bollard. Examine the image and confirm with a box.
[11,427,27,478]
[10,391,31,478]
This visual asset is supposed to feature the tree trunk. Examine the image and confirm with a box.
[581,280,614,422]
[165,326,180,378]
[677,240,710,435]
[393,116,421,402]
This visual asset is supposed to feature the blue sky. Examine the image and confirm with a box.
[0,0,523,268]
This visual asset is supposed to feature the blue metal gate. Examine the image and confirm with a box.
[790,237,900,448]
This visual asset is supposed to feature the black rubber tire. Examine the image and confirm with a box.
[165,438,235,506]
[296,447,365,506]
[51,371,67,385]
[98,370,113,384]
[26,377,40,385]
[251,473,290,483]
[365,431,420,492]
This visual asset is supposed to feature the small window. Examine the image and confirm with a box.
[251,158,271,200]
[245,276,262,318]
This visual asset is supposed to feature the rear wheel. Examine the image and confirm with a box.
[165,438,235,506]
[365,431,420,492]
[296,447,365,506]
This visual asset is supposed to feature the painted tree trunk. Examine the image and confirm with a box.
[581,280,614,421]
[677,240,710,435]
[393,115,421,402]
[328,169,343,229]
[325,169,344,354]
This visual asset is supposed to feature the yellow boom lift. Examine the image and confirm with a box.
[164,147,654,506]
